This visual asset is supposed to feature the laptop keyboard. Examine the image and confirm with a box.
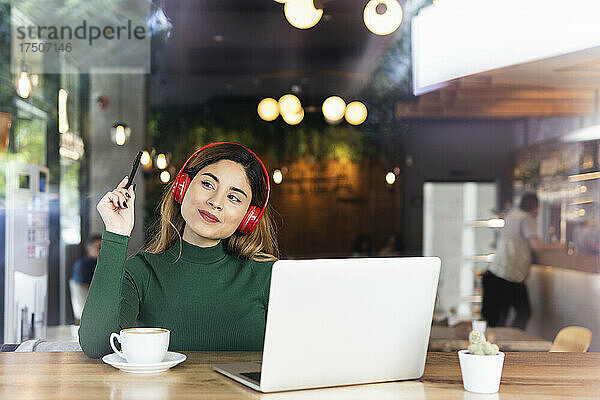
[240,371,261,385]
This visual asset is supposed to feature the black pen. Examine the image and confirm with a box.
[125,151,142,190]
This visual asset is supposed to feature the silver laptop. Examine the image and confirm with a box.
[213,257,441,393]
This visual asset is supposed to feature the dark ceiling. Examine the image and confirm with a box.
[150,0,404,108]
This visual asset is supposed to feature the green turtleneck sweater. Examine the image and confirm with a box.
[79,230,275,359]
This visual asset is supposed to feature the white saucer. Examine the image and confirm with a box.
[102,351,187,374]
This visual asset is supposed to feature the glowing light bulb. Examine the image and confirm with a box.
[386,172,396,185]
[160,170,171,183]
[258,98,279,121]
[284,0,323,29]
[273,169,283,184]
[322,96,346,123]
[282,107,304,125]
[345,101,368,125]
[115,125,126,146]
[156,153,167,169]
[278,94,302,116]
[363,0,403,36]
[17,71,32,98]
[58,89,69,134]
[141,151,151,167]
[111,123,131,145]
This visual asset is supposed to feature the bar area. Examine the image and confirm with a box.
[512,137,600,351]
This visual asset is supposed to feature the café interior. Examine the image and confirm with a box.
[1,0,600,398]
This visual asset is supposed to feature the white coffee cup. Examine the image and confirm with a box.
[110,327,170,364]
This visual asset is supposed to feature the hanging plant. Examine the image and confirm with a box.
[148,108,371,167]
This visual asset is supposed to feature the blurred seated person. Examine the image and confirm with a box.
[69,234,102,323]
[352,234,373,257]
[378,232,405,257]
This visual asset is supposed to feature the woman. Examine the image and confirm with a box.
[79,142,279,359]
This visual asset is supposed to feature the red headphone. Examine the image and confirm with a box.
[172,142,271,234]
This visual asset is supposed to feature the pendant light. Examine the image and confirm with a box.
[16,62,32,99]
[322,96,346,124]
[345,101,368,125]
[284,0,323,29]
[110,74,131,146]
[258,98,280,121]
[363,0,403,36]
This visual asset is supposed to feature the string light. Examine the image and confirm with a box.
[112,124,129,146]
[160,170,171,183]
[141,151,152,167]
[386,172,396,185]
[156,153,167,169]
[273,169,283,184]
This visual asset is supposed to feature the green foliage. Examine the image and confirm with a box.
[148,109,370,167]
[10,117,46,165]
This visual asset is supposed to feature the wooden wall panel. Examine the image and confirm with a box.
[269,157,403,258]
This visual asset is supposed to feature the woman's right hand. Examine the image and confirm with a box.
[97,176,136,237]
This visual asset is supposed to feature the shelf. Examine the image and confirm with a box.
[470,219,505,228]
[472,254,495,263]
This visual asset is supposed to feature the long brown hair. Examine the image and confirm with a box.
[144,143,279,262]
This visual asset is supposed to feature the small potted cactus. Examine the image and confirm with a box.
[458,330,505,394]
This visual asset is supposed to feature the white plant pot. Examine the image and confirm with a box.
[458,350,505,394]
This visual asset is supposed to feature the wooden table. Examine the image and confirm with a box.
[429,326,553,352]
[1,351,598,399]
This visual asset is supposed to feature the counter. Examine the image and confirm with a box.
[527,263,600,351]
[535,250,600,274]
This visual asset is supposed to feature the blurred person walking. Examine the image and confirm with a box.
[482,192,563,329]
